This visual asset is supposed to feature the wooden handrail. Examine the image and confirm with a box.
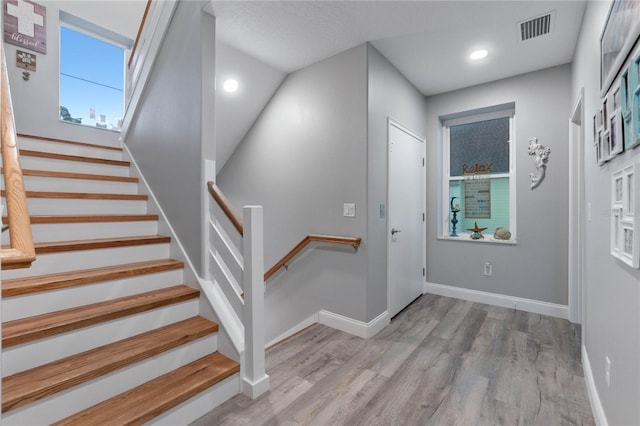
[207,181,243,236]
[1,44,35,269]
[264,234,361,281]
[206,181,361,281]
[128,0,152,68]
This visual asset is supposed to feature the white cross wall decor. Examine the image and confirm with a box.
[4,0,47,54]
[7,0,43,38]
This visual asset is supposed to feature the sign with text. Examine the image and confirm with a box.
[4,0,46,54]
[464,179,491,219]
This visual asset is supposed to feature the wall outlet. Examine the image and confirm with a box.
[483,262,492,276]
[605,356,611,389]
[343,203,356,218]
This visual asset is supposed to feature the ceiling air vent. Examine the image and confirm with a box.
[519,12,554,42]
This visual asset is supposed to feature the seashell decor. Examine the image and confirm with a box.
[494,227,512,240]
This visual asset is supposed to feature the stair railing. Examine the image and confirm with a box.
[207,182,362,397]
[207,182,362,282]
[263,234,361,281]
[124,0,178,131]
[1,44,35,270]
[206,181,269,398]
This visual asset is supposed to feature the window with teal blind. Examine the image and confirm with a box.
[442,105,516,241]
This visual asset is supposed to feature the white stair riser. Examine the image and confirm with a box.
[17,138,123,161]
[2,244,170,280]
[3,299,200,376]
[2,220,158,245]
[152,374,240,425]
[19,156,130,177]
[2,269,184,322]
[16,197,148,215]
[2,334,218,425]
[3,175,139,194]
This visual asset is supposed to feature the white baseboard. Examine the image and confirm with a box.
[242,373,270,399]
[424,282,569,319]
[582,345,608,426]
[266,313,319,348]
[318,309,390,339]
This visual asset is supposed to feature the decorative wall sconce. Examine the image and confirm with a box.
[528,137,551,189]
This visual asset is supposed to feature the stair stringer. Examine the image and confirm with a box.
[121,143,243,364]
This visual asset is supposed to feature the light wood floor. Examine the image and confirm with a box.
[192,294,594,425]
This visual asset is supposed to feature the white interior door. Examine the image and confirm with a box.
[388,120,425,318]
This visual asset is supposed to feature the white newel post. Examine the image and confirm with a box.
[241,206,270,398]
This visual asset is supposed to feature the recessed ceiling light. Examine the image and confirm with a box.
[470,49,488,60]
[223,79,239,93]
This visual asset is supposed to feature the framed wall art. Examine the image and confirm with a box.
[631,53,640,149]
[608,84,625,158]
[611,162,639,268]
[3,0,46,54]
[601,0,640,95]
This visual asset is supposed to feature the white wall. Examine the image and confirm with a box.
[571,2,640,424]
[366,44,428,321]
[125,1,214,274]
[4,1,144,146]
[425,64,572,306]
[218,44,369,340]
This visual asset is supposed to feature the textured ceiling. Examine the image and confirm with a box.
[211,0,586,96]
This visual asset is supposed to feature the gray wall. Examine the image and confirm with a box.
[571,2,640,424]
[4,1,143,147]
[215,41,286,171]
[425,64,572,305]
[366,44,428,321]
[218,44,369,339]
[125,1,214,274]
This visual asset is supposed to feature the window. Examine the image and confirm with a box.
[442,105,516,242]
[59,14,128,131]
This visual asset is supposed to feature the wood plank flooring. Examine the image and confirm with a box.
[193,294,594,426]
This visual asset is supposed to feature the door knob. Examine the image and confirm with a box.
[391,228,401,235]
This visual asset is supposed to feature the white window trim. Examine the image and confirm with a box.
[58,17,128,132]
[440,107,517,244]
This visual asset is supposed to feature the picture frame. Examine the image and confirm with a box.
[603,130,611,162]
[601,0,640,95]
[609,111,624,157]
[596,130,604,165]
[621,68,631,112]
[633,59,640,149]
[611,163,639,268]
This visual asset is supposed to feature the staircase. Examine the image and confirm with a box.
[1,135,239,424]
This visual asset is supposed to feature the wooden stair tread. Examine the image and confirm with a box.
[2,259,184,297]
[2,285,199,348]
[17,134,123,152]
[11,169,138,183]
[23,235,170,254]
[2,317,218,414]
[1,190,147,200]
[19,149,130,167]
[2,214,159,224]
[53,352,239,426]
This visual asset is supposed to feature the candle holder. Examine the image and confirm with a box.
[450,197,460,237]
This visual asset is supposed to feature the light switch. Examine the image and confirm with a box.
[343,203,356,217]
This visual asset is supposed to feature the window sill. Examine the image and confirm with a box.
[438,234,517,245]
[59,119,121,133]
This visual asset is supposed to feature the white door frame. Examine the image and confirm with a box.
[386,118,427,317]
[568,88,585,325]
